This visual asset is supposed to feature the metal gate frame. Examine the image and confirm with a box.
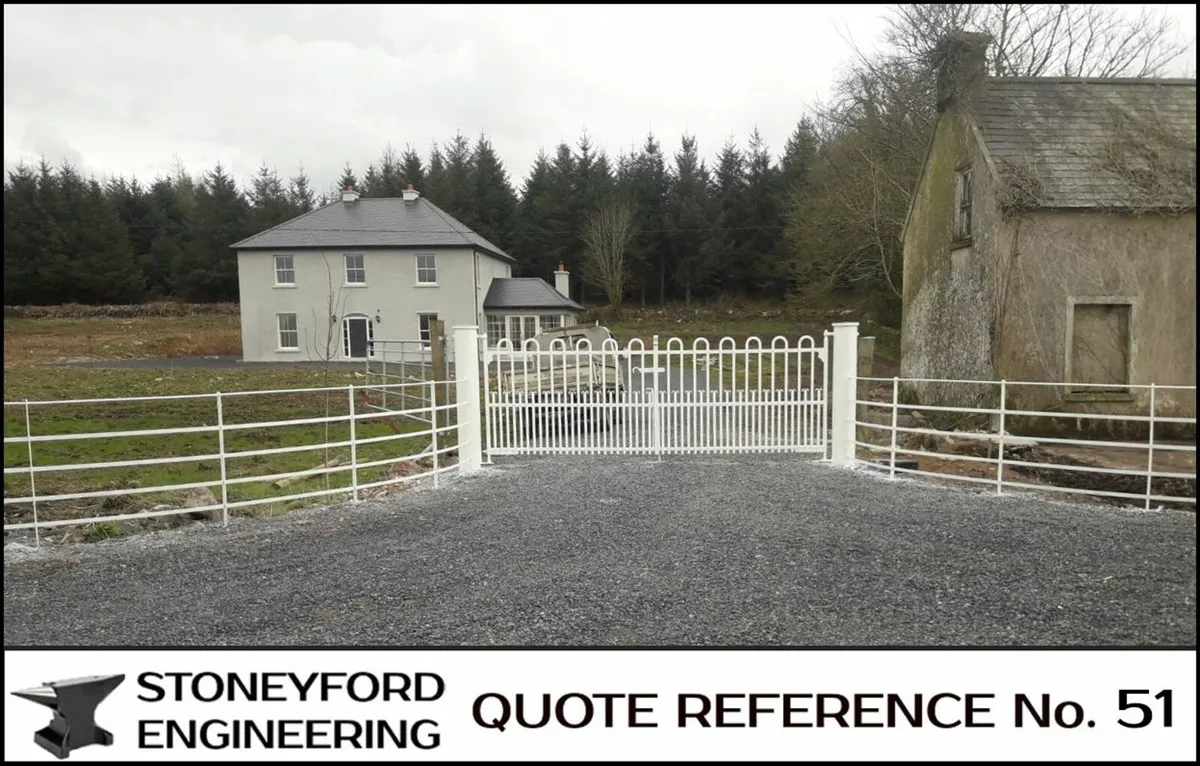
[481,330,835,458]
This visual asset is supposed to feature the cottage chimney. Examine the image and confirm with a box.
[554,262,570,298]
[934,32,991,112]
[342,184,359,203]
[402,183,420,202]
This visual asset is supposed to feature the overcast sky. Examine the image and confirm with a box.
[4,4,1196,194]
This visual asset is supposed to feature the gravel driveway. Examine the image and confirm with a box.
[4,456,1195,646]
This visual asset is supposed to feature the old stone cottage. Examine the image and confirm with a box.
[900,33,1196,427]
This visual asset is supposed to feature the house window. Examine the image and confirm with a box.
[539,314,562,331]
[1069,303,1131,394]
[508,315,538,347]
[416,254,437,285]
[277,313,298,350]
[954,168,972,241]
[274,255,295,285]
[485,314,505,347]
[418,313,439,349]
[342,316,374,358]
[344,254,366,285]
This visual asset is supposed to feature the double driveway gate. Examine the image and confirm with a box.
[482,333,829,457]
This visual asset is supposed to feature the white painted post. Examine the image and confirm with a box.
[996,380,1007,496]
[454,326,483,474]
[24,400,40,548]
[480,333,494,464]
[829,322,859,466]
[430,380,440,489]
[348,385,359,502]
[216,392,229,527]
[381,350,388,410]
[889,377,899,479]
[1145,383,1156,512]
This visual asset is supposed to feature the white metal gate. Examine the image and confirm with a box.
[483,333,829,457]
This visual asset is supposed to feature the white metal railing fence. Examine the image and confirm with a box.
[363,339,435,415]
[3,372,486,545]
[482,332,829,457]
[853,376,1197,510]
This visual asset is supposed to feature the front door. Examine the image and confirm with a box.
[344,317,371,358]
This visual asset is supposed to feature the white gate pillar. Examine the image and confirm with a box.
[453,326,483,474]
[829,321,860,466]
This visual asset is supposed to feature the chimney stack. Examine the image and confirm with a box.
[934,32,991,112]
[342,184,359,203]
[554,262,570,299]
[402,184,420,202]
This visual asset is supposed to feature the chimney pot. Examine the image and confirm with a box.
[402,185,420,202]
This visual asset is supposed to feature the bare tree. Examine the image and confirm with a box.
[581,199,637,318]
[305,253,350,490]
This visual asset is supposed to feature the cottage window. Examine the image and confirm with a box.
[418,313,439,349]
[539,314,562,331]
[277,313,299,350]
[508,315,538,348]
[274,255,295,285]
[954,168,972,241]
[344,254,366,285]
[485,314,505,347]
[1069,303,1131,394]
[416,254,437,284]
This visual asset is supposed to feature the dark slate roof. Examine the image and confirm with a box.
[974,77,1196,209]
[230,197,514,262]
[483,278,584,311]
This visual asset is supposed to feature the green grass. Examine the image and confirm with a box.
[3,366,456,530]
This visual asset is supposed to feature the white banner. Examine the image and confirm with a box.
[4,650,1194,762]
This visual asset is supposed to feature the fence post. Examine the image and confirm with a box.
[453,325,483,474]
[430,380,439,489]
[996,380,1007,496]
[381,348,388,411]
[1145,383,1156,512]
[481,333,494,464]
[348,385,359,503]
[24,400,40,548]
[889,377,899,479]
[216,392,228,527]
[829,322,859,467]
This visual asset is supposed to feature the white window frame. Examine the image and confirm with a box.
[418,313,439,349]
[539,314,563,332]
[485,314,505,347]
[341,315,374,358]
[344,254,366,286]
[415,253,437,286]
[273,254,295,287]
[277,313,299,351]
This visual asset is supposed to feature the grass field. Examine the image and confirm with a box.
[3,314,454,538]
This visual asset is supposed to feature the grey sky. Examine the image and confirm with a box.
[3,4,1196,194]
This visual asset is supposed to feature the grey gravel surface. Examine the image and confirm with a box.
[4,456,1195,646]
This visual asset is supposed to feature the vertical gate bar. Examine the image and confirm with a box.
[996,380,1006,495]
[822,332,831,459]
[24,400,40,547]
[348,385,359,502]
[889,377,899,479]
[1145,383,1156,511]
[381,347,388,410]
[216,392,229,527]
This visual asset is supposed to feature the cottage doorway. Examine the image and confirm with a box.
[343,316,373,359]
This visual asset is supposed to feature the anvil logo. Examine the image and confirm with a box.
[11,674,125,759]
